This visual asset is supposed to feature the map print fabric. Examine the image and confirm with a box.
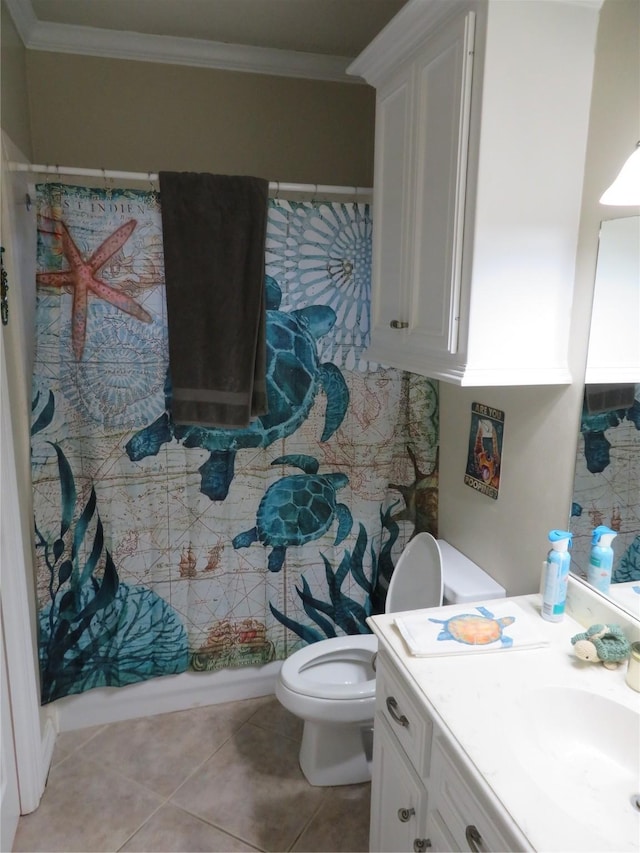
[31,183,439,704]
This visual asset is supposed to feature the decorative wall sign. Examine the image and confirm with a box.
[464,402,504,500]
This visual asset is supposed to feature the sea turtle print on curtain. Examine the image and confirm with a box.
[31,183,439,702]
[125,275,350,501]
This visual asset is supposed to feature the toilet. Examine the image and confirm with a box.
[275,533,505,786]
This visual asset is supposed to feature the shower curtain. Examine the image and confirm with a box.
[31,182,439,705]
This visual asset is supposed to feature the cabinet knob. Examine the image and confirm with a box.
[397,807,415,822]
[413,839,432,852]
[465,824,483,852]
[386,696,409,727]
[390,319,409,329]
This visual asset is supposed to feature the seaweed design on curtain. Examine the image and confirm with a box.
[31,184,439,702]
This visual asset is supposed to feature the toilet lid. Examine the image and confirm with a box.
[386,532,444,613]
[279,634,378,700]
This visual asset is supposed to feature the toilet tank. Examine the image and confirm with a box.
[437,540,505,604]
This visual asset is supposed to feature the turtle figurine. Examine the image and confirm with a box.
[429,605,516,648]
[125,276,350,501]
[570,624,631,669]
[232,454,353,572]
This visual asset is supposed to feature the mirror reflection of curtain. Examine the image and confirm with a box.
[570,215,640,615]
[31,184,439,704]
[570,386,640,598]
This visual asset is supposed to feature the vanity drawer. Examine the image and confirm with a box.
[430,736,524,853]
[376,655,432,777]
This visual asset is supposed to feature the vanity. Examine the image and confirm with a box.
[367,581,640,852]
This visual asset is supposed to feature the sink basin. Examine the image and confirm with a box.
[508,686,640,845]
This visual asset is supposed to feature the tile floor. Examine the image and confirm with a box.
[12,695,371,853]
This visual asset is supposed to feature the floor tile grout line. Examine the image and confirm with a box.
[161,721,251,803]
[18,698,373,853]
[242,717,304,746]
[166,802,269,853]
[51,748,170,807]
[286,790,332,853]
[64,704,265,802]
[49,723,111,770]
[161,719,280,830]
[166,719,320,853]
[247,718,305,746]
[114,799,167,853]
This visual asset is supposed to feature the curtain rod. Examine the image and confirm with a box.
[8,162,372,198]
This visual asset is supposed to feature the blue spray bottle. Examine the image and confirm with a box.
[541,530,572,622]
[587,525,617,594]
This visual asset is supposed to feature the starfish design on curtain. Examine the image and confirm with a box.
[37,219,152,360]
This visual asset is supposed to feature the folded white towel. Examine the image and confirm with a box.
[395,601,549,656]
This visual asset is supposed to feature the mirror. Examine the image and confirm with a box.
[569,216,640,618]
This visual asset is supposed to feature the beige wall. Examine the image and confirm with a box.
[24,52,375,186]
[439,0,640,595]
[2,0,638,600]
[1,0,32,158]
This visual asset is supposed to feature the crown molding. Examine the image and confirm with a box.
[4,0,36,41]
[347,0,469,85]
[4,0,363,84]
[347,0,604,84]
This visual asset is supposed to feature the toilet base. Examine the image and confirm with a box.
[299,719,372,787]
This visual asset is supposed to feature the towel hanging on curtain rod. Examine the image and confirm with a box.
[8,162,372,199]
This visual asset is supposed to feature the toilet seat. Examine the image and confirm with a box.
[279,634,378,700]
[275,533,504,786]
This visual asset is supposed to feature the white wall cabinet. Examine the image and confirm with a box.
[370,653,526,853]
[349,0,601,386]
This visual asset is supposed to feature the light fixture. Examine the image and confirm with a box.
[599,141,640,205]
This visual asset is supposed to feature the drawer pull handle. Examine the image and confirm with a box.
[397,807,415,822]
[390,319,409,329]
[413,839,431,852]
[465,824,483,852]
[386,696,409,727]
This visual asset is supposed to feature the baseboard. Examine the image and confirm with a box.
[53,661,282,732]
[39,714,57,786]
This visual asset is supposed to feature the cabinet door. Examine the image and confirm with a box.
[369,56,415,351]
[430,737,523,852]
[370,714,429,853]
[409,11,475,357]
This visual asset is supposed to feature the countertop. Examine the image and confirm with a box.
[368,593,640,853]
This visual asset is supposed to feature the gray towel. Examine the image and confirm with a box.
[159,172,269,427]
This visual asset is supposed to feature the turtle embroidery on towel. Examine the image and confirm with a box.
[429,606,516,648]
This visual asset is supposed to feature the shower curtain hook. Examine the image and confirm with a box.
[50,166,63,211]
[148,171,158,199]
[313,183,318,203]
[275,181,280,200]
[102,167,113,200]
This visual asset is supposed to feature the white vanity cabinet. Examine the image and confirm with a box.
[348,0,601,386]
[371,652,526,853]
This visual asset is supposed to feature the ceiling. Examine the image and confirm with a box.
[6,0,410,82]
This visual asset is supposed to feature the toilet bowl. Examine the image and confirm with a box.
[275,532,505,786]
